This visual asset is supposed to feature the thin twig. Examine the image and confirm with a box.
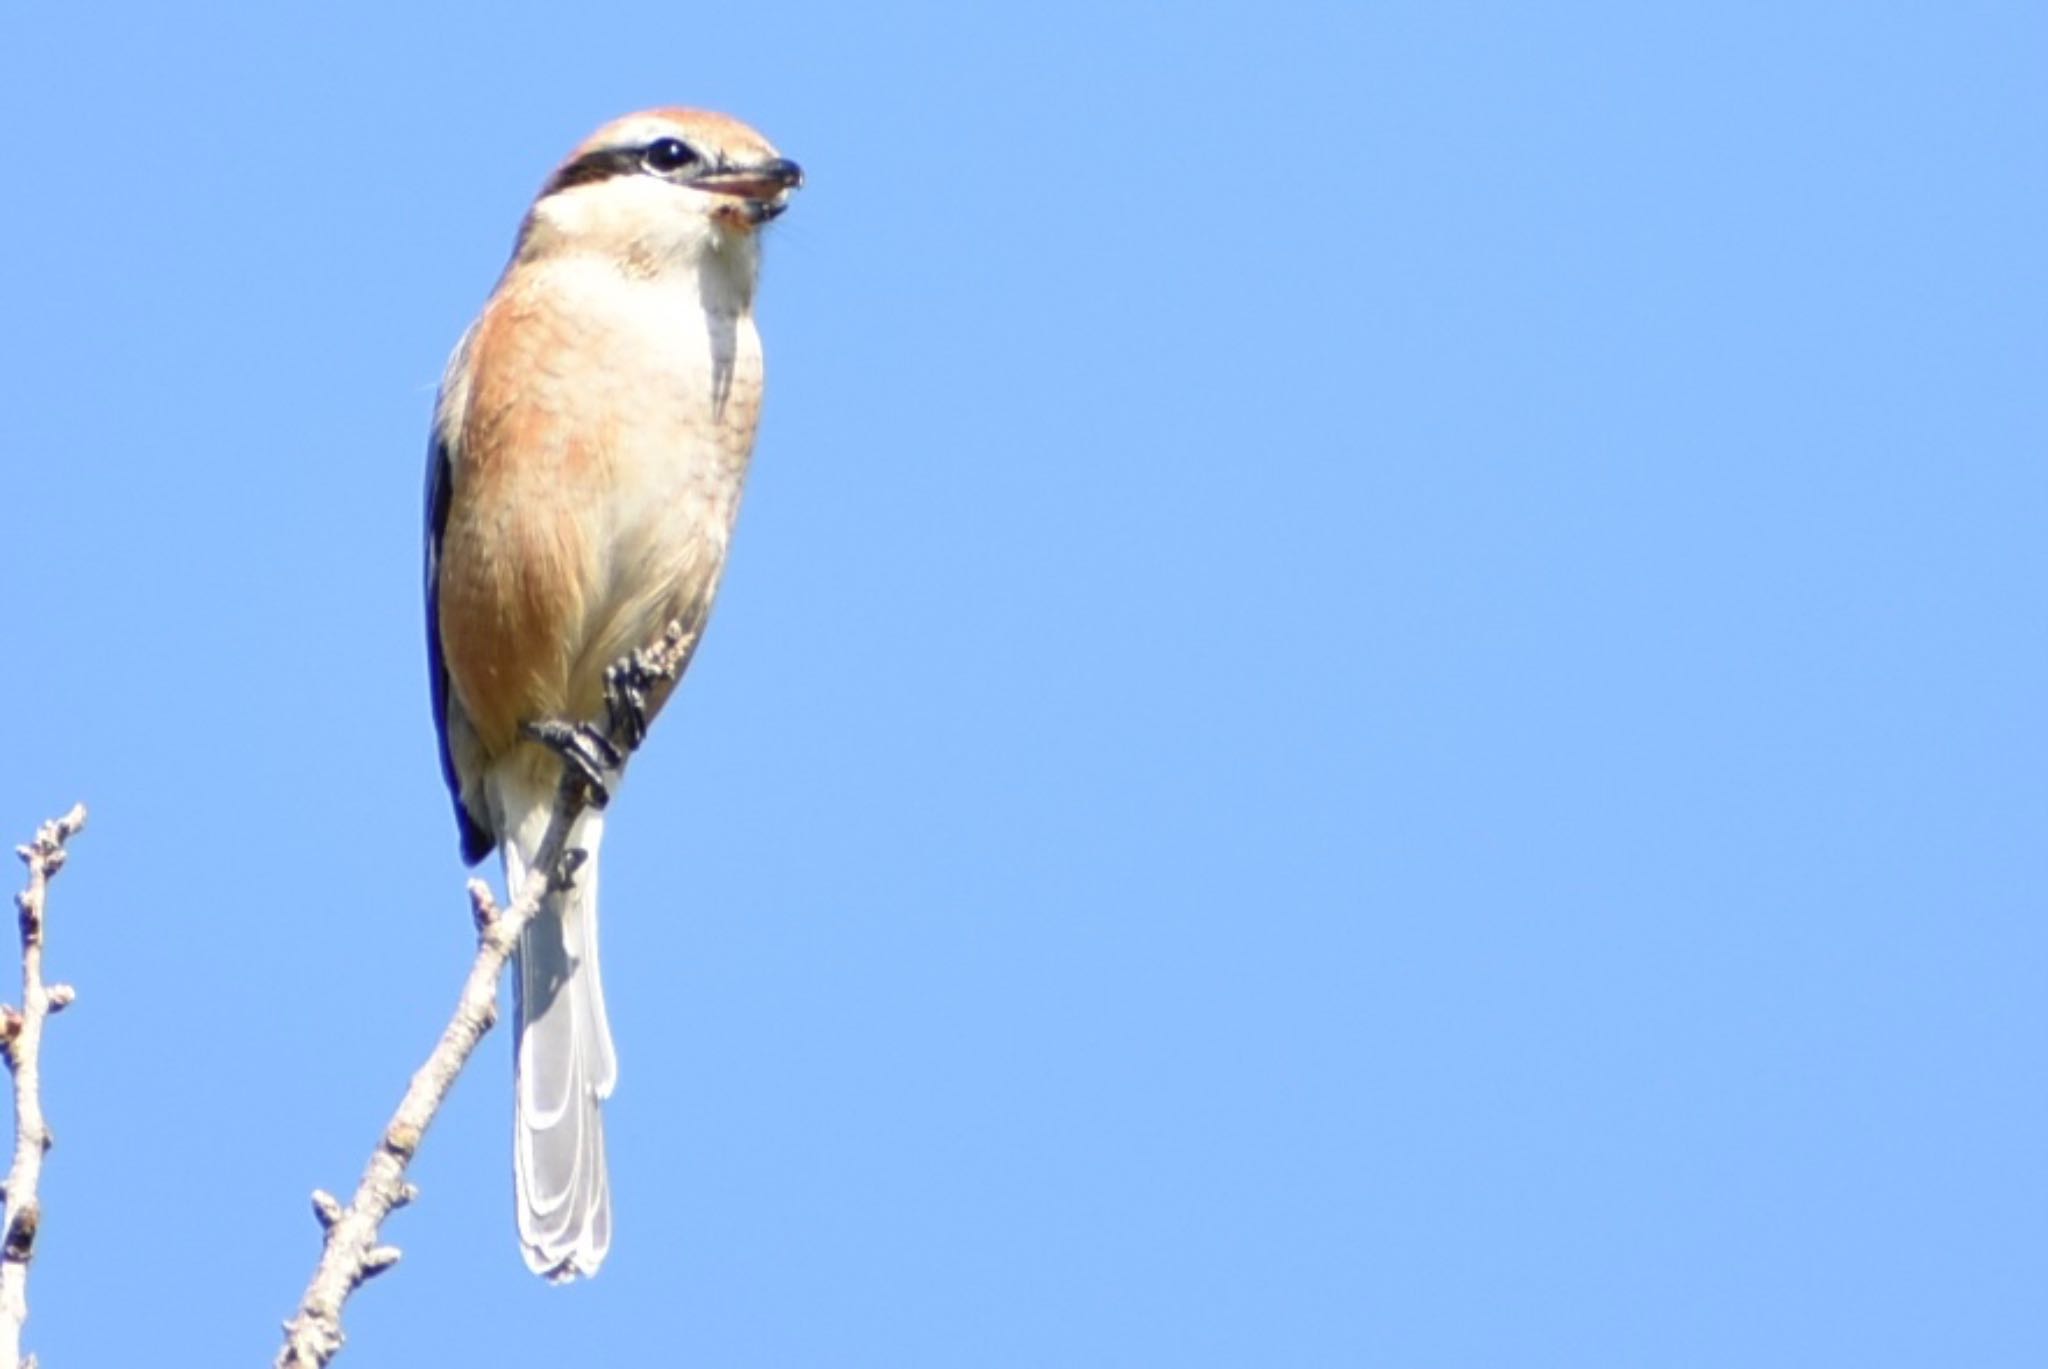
[1,804,86,1369]
[275,621,697,1368]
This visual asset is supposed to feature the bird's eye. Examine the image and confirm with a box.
[641,138,699,174]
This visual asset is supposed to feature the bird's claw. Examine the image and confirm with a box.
[521,719,620,809]
[604,650,659,751]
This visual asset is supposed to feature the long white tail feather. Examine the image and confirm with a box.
[498,777,615,1282]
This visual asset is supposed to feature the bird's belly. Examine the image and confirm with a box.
[566,445,745,716]
[568,305,763,712]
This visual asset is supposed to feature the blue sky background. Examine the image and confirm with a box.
[2,3,2042,1364]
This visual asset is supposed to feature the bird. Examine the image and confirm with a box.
[423,108,801,1281]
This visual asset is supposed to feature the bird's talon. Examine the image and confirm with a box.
[603,652,655,750]
[521,719,618,808]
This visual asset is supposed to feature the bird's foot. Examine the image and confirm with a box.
[604,649,661,751]
[521,719,621,809]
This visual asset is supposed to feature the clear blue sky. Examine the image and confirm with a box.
[2,3,2042,1364]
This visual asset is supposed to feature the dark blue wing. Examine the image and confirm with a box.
[426,426,494,865]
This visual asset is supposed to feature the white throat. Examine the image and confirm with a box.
[517,177,762,312]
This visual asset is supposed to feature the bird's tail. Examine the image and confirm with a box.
[498,775,617,1282]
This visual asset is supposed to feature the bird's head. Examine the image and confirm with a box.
[514,108,802,280]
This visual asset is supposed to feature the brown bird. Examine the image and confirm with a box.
[425,108,801,1280]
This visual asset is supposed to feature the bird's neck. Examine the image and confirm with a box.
[512,201,761,313]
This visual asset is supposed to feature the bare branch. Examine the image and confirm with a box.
[0,804,87,1369]
[274,621,698,1368]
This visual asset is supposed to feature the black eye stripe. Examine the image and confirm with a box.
[541,147,646,196]
[540,138,708,198]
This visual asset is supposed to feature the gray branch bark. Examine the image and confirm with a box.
[1,804,87,1369]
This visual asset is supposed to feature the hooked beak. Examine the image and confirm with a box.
[691,157,804,223]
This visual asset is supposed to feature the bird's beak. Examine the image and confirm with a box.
[691,158,804,222]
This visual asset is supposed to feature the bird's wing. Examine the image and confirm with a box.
[426,372,496,866]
